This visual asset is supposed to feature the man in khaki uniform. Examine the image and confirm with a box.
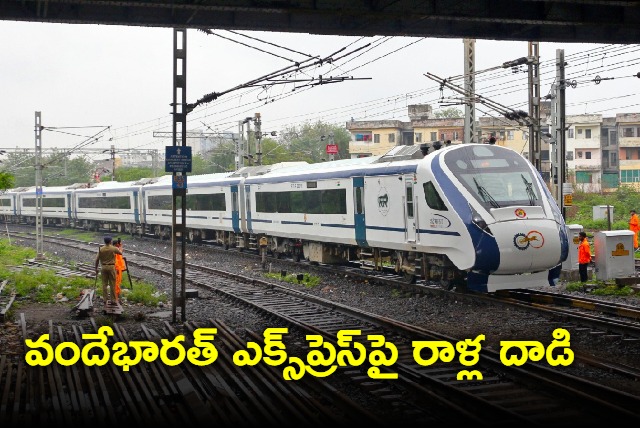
[95,236,123,304]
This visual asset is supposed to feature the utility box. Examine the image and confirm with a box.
[562,224,583,271]
[594,230,635,281]
[593,205,614,221]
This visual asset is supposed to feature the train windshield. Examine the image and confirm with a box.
[444,145,542,210]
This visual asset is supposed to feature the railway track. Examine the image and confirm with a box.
[1,314,379,427]
[0,280,16,321]
[7,227,640,342]
[3,230,640,424]
[3,229,639,423]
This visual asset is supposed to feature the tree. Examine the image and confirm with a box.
[115,166,155,182]
[0,172,14,190]
[434,107,463,118]
[278,121,351,164]
[45,155,95,186]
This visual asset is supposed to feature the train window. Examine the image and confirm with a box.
[77,196,131,209]
[290,191,304,213]
[186,193,226,211]
[423,182,447,211]
[277,192,292,213]
[303,191,321,214]
[148,195,172,210]
[255,192,275,213]
[355,187,364,214]
[321,190,347,214]
[306,181,317,188]
[255,189,347,214]
[405,184,414,218]
[22,197,65,207]
[232,192,238,212]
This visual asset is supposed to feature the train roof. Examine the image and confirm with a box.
[73,180,140,193]
[243,148,426,183]
[228,161,309,178]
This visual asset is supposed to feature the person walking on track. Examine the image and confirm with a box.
[114,237,125,302]
[95,236,123,305]
[629,210,640,251]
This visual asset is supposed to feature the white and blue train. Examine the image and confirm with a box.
[0,143,568,292]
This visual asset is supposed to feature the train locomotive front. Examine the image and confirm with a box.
[424,144,568,292]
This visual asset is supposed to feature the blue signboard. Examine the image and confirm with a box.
[172,175,187,189]
[165,146,192,173]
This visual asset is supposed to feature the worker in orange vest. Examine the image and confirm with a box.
[114,238,126,302]
[629,210,640,250]
[577,232,591,283]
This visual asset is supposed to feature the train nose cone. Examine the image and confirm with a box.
[491,219,562,274]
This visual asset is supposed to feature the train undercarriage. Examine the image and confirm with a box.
[10,216,467,290]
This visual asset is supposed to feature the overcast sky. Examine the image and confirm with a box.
[2,20,639,160]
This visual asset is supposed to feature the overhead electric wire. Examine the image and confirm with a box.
[200,29,301,63]
[109,40,640,150]
[225,30,315,58]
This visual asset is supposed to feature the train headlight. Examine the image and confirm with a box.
[471,207,493,235]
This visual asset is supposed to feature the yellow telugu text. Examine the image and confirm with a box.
[24,327,573,380]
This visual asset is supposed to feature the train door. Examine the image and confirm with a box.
[245,184,253,234]
[66,194,72,220]
[231,185,240,234]
[404,179,416,242]
[140,190,147,225]
[133,190,140,224]
[353,177,368,247]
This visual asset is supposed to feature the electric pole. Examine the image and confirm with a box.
[34,111,44,260]
[171,28,188,323]
[152,149,158,177]
[254,112,262,166]
[557,49,567,219]
[329,133,335,161]
[236,120,245,170]
[528,42,542,174]
[110,144,116,181]
[550,49,567,218]
[245,118,253,166]
[463,38,476,144]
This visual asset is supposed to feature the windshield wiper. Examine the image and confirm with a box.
[521,174,537,206]
[473,177,500,208]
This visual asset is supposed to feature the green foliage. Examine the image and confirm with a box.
[565,279,637,297]
[433,107,463,119]
[54,229,96,242]
[565,282,584,292]
[0,172,15,190]
[565,186,640,232]
[7,152,97,187]
[0,239,36,264]
[8,266,94,303]
[124,280,168,306]
[277,121,351,163]
[265,272,321,288]
[591,285,635,296]
[115,166,155,182]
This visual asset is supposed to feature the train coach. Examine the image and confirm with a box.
[0,143,568,292]
[240,144,568,291]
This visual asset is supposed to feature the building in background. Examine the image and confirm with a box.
[566,114,602,192]
[345,104,640,194]
[618,113,640,190]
